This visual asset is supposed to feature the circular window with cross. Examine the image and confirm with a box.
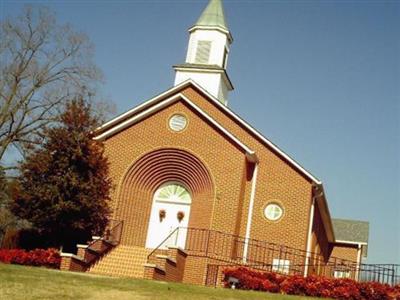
[264,202,284,221]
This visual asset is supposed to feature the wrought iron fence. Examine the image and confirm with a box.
[104,219,124,245]
[359,264,400,286]
[182,227,354,276]
[162,227,399,286]
[205,263,400,287]
[85,219,123,264]
[147,227,179,262]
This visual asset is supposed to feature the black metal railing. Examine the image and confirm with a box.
[152,227,399,286]
[359,264,400,286]
[85,219,123,264]
[205,263,400,287]
[104,219,124,245]
[183,227,330,276]
[146,227,179,263]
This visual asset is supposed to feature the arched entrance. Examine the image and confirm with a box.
[115,148,214,247]
[145,182,191,249]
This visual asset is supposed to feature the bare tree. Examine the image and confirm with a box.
[0,6,103,165]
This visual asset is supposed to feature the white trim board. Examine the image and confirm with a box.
[243,163,259,263]
[95,80,321,184]
[94,93,258,163]
[335,240,368,246]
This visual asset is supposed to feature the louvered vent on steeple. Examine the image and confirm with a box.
[174,0,234,105]
[195,41,211,64]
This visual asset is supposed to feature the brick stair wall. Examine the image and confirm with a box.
[60,237,116,273]
[144,246,187,282]
[88,245,150,278]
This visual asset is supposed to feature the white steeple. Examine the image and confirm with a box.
[174,0,234,105]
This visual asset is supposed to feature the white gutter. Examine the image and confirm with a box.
[335,240,368,246]
[355,244,362,281]
[243,163,259,263]
[304,197,316,277]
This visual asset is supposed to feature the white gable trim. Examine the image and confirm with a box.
[96,84,191,132]
[95,79,320,184]
[94,93,258,163]
[335,240,368,246]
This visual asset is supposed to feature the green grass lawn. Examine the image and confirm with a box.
[0,263,321,300]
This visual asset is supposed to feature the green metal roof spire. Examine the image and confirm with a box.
[195,0,229,31]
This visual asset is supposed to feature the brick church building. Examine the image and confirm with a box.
[61,0,369,285]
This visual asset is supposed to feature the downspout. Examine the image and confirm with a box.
[355,244,362,281]
[243,162,259,263]
[304,196,316,277]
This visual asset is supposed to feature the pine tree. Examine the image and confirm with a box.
[11,98,111,250]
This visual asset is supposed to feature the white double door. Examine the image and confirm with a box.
[145,183,191,249]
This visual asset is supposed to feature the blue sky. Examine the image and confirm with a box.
[2,0,399,264]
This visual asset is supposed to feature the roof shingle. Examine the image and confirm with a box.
[332,218,369,244]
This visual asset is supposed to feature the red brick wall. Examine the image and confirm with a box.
[331,244,359,263]
[180,87,313,251]
[105,100,247,246]
[60,256,87,272]
[101,85,317,284]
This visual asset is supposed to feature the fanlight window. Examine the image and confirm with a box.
[154,183,191,204]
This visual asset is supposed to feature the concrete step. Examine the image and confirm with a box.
[88,245,151,278]
[143,246,188,282]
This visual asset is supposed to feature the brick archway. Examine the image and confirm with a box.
[116,148,214,246]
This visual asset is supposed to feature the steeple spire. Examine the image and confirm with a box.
[173,0,234,105]
[195,0,229,31]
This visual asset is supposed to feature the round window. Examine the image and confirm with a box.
[264,203,284,221]
[169,114,187,132]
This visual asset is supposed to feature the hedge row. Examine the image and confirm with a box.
[0,248,61,269]
[223,266,400,300]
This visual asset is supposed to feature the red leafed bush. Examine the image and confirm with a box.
[0,248,60,269]
[358,281,392,300]
[223,267,280,293]
[280,275,308,295]
[222,266,397,300]
[263,271,286,286]
[330,279,361,300]
[304,275,334,298]
[389,284,400,300]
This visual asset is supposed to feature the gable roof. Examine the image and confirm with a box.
[94,93,258,163]
[95,79,321,185]
[95,79,336,243]
[332,218,369,245]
